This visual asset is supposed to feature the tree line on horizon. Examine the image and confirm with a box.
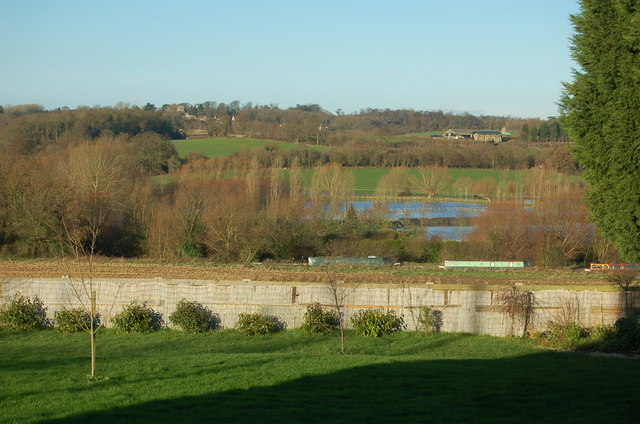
[0,103,576,176]
[0,102,569,153]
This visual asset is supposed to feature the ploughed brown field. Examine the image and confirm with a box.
[0,259,611,287]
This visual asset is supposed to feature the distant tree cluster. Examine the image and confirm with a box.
[0,106,183,155]
[458,170,611,267]
[0,102,569,153]
[0,102,577,173]
[519,118,569,142]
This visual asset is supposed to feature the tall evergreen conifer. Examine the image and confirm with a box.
[560,0,640,262]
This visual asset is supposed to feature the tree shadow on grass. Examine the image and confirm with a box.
[38,351,640,424]
[0,355,88,372]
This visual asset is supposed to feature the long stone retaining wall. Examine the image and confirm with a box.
[1,278,635,337]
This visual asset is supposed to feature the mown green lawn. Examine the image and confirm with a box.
[172,137,330,158]
[2,329,638,424]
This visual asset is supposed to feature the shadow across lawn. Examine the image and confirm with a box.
[39,351,640,424]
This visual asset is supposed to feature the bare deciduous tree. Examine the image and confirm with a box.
[311,163,355,217]
[471,176,497,201]
[56,137,131,377]
[268,156,284,216]
[324,269,361,353]
[452,176,473,199]
[411,166,450,200]
[173,179,211,257]
[530,177,590,267]
[200,179,262,263]
[469,200,531,260]
[244,157,262,205]
[494,285,535,337]
[286,157,305,217]
[607,270,639,318]
[374,167,412,198]
[589,230,615,264]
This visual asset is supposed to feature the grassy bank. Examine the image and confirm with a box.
[2,329,639,423]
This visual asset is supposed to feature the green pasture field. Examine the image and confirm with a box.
[157,166,525,197]
[172,137,330,158]
[346,168,521,195]
[296,168,399,195]
[2,329,638,424]
[297,168,521,195]
[385,132,443,142]
[447,168,520,184]
[172,167,522,196]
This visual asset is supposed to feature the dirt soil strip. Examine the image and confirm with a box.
[0,260,609,287]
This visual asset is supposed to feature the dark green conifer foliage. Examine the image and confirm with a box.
[560,0,640,262]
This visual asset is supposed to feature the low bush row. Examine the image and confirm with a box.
[4,293,640,352]
[534,312,640,353]
[300,303,413,337]
[0,294,429,337]
[0,294,217,334]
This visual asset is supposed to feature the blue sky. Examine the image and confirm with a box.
[0,0,580,118]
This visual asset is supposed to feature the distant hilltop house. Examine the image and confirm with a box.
[443,129,511,143]
[164,104,209,122]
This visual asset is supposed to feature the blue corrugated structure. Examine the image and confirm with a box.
[444,260,532,269]
[308,257,395,267]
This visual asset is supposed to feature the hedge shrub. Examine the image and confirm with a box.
[235,312,285,335]
[536,321,616,351]
[351,308,405,337]
[417,306,441,335]
[112,301,162,333]
[607,312,640,352]
[54,308,91,334]
[300,303,339,333]
[169,299,218,333]
[0,293,49,330]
